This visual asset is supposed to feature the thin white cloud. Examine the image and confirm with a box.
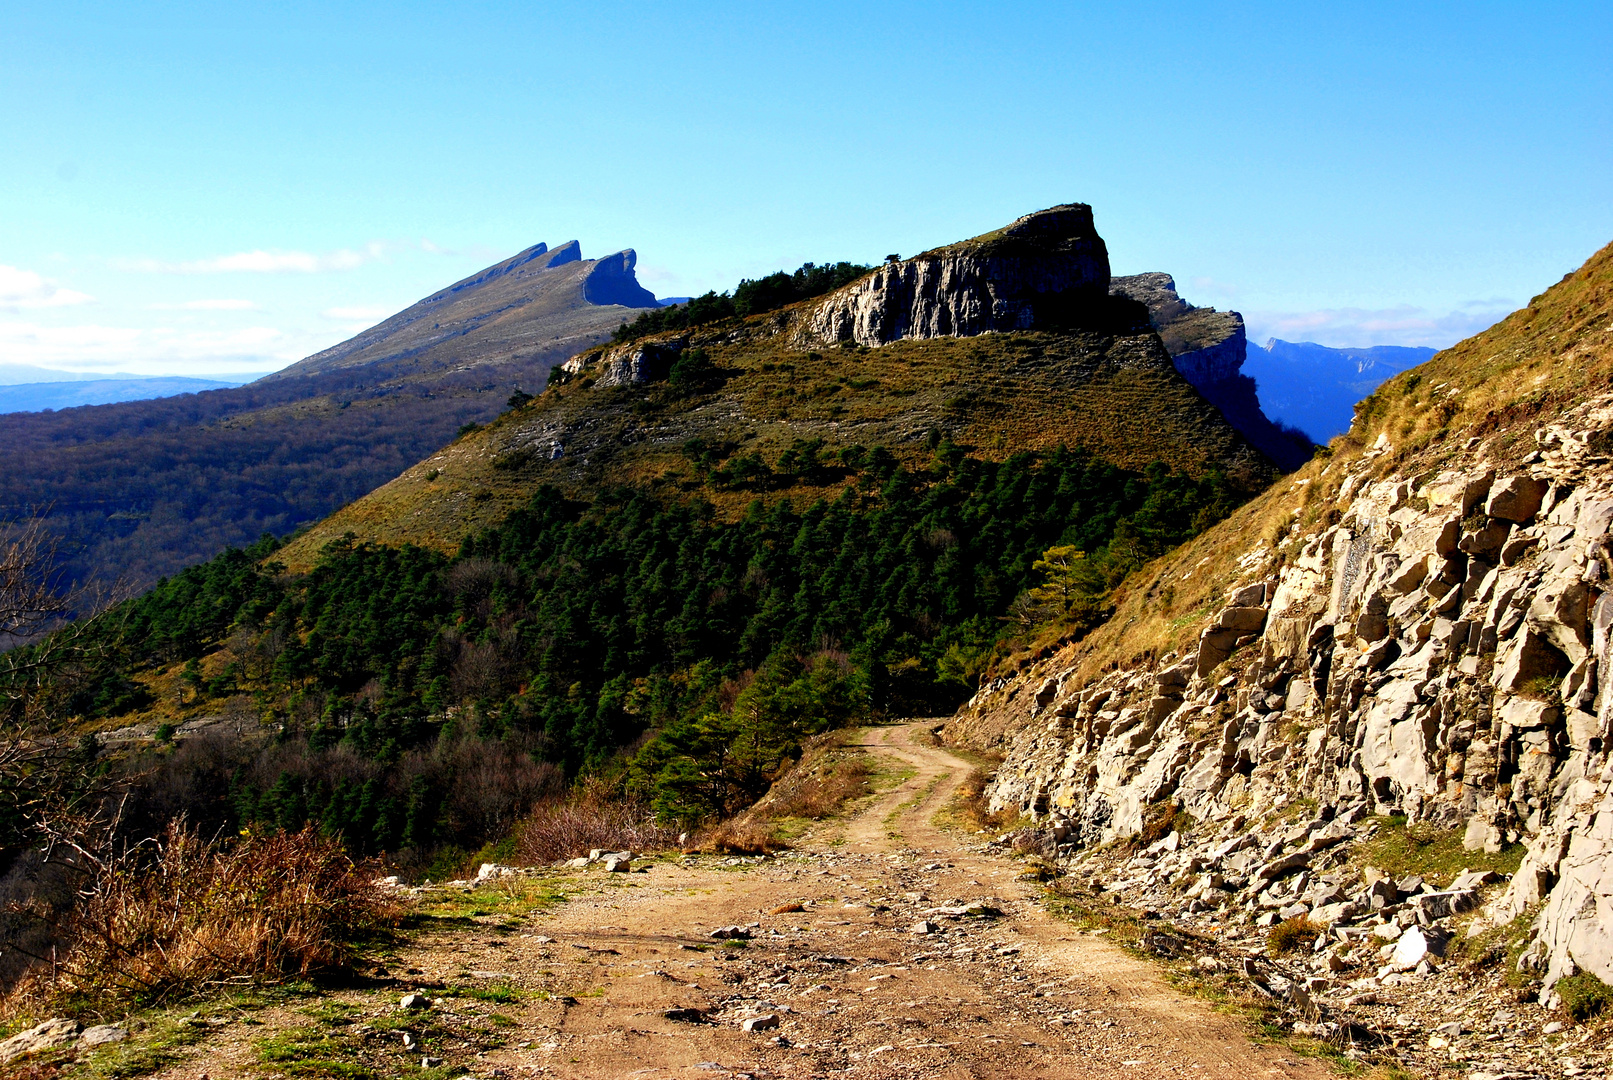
[0,319,286,369]
[116,241,387,274]
[148,298,260,311]
[322,305,392,321]
[1244,300,1516,350]
[0,264,93,310]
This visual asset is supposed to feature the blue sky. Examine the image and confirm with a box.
[2,1,1609,376]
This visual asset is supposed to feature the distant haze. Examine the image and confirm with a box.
[0,375,252,414]
[1245,339,1435,443]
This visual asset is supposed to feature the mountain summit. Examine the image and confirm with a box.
[279,203,1279,562]
[270,241,659,382]
[0,240,658,589]
[803,204,1113,346]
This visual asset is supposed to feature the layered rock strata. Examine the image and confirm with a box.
[963,392,1613,1013]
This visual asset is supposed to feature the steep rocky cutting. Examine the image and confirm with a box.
[1111,274,1314,472]
[942,238,1613,1073]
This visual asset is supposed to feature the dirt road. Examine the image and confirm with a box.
[153,722,1331,1080]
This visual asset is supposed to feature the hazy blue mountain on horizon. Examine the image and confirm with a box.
[1244,338,1436,442]
[0,376,249,414]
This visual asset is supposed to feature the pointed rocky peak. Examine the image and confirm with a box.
[582,249,659,308]
[539,240,582,268]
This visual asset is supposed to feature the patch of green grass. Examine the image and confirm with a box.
[444,982,522,1004]
[409,878,566,926]
[1556,971,1613,1022]
[71,1010,212,1080]
[256,1026,371,1080]
[299,1001,360,1025]
[1348,817,1525,888]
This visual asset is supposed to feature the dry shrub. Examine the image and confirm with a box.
[954,767,1016,832]
[1267,915,1321,956]
[513,785,680,863]
[15,823,397,1009]
[748,737,871,821]
[692,819,787,856]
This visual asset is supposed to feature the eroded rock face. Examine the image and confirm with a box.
[963,391,1613,998]
[802,204,1112,348]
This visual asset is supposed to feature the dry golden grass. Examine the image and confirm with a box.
[278,316,1270,569]
[1042,238,1613,684]
[10,824,398,1012]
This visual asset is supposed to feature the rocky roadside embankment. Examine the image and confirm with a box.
[947,393,1613,1078]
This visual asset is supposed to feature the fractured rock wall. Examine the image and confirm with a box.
[803,204,1111,348]
[967,393,1613,1000]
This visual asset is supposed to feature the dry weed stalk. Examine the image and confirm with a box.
[9,823,398,1010]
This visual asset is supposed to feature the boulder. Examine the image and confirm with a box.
[1390,927,1428,970]
[77,1026,128,1049]
[1386,557,1429,595]
[1218,606,1268,633]
[1486,475,1549,523]
[1412,889,1479,923]
[0,1019,80,1064]
[742,1014,781,1032]
[1493,625,1570,694]
[1450,868,1502,891]
[400,993,432,1010]
[1196,627,1241,676]
[1460,518,1512,560]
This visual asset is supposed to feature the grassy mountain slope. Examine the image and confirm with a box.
[0,243,658,589]
[1048,239,1613,686]
[280,298,1273,568]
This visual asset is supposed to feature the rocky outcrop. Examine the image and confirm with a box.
[559,337,686,387]
[962,392,1613,1027]
[802,204,1115,347]
[1110,274,1313,472]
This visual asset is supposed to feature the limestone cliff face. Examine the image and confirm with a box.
[802,204,1112,347]
[1111,274,1312,472]
[954,396,1613,1008]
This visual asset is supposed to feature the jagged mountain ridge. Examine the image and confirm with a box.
[277,205,1281,567]
[942,236,1613,1064]
[0,241,657,589]
[270,241,658,381]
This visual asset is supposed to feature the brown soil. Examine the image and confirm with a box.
[146,723,1331,1080]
